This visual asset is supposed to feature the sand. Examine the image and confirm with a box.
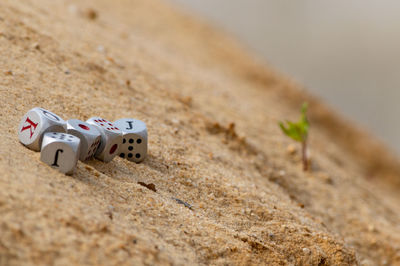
[0,0,400,265]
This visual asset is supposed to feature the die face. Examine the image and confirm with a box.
[67,119,101,161]
[40,132,80,175]
[113,119,147,137]
[119,133,147,163]
[84,137,101,161]
[18,110,43,146]
[86,117,121,133]
[67,119,101,138]
[86,117,122,162]
[43,132,80,151]
[99,134,122,162]
[114,119,148,163]
[36,107,65,124]
[18,107,66,151]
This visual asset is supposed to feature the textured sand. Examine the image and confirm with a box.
[1,0,400,265]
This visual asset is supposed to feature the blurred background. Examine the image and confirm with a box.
[170,0,400,154]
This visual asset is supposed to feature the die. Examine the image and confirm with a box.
[113,118,148,163]
[18,107,66,151]
[86,117,123,162]
[66,119,101,161]
[40,132,81,174]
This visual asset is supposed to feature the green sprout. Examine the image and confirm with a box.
[279,103,310,171]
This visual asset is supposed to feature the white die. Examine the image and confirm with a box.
[113,118,148,163]
[40,132,81,175]
[86,117,123,162]
[18,107,66,151]
[66,119,101,161]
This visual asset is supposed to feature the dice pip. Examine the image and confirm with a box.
[113,118,148,163]
[18,107,66,151]
[40,132,81,174]
[66,119,101,161]
[86,117,122,162]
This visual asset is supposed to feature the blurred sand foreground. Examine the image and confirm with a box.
[0,0,400,265]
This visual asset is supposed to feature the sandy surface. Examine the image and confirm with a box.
[0,0,400,265]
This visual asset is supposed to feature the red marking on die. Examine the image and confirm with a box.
[79,124,90,130]
[109,144,118,154]
[20,117,39,138]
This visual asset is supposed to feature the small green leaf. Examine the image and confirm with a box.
[278,102,309,143]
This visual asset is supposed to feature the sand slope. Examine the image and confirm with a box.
[0,0,399,265]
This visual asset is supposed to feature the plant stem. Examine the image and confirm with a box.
[302,140,308,171]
